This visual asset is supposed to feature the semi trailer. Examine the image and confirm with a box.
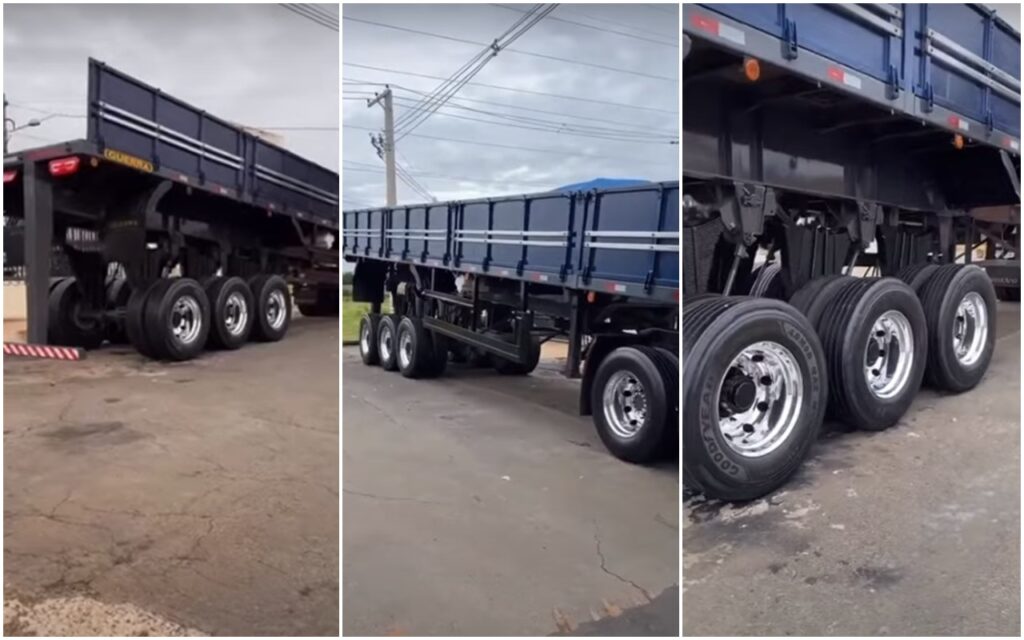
[343,182,679,463]
[3,59,340,360]
[683,3,1020,500]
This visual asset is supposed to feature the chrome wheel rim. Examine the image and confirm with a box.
[267,290,287,330]
[602,370,648,439]
[224,292,248,336]
[170,295,202,345]
[953,291,987,367]
[378,324,393,363]
[864,310,914,399]
[398,330,413,369]
[359,320,371,354]
[717,341,803,458]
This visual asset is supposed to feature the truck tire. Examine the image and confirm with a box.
[919,264,996,391]
[815,277,927,430]
[789,275,847,326]
[359,313,381,365]
[591,346,673,463]
[895,263,940,294]
[426,332,449,377]
[145,278,211,361]
[493,336,541,375]
[47,277,105,349]
[683,296,828,502]
[377,314,400,371]
[248,275,291,342]
[749,263,785,299]
[396,316,438,379]
[205,276,254,350]
[641,345,679,455]
[125,280,164,359]
[105,277,132,344]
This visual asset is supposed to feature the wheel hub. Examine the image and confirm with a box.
[224,292,248,336]
[170,295,202,345]
[953,292,987,367]
[267,290,287,330]
[717,341,803,457]
[398,330,413,369]
[863,310,914,399]
[360,321,371,354]
[602,370,648,439]
[379,324,393,362]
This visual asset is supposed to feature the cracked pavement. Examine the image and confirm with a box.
[684,301,1020,636]
[342,348,679,636]
[4,318,339,636]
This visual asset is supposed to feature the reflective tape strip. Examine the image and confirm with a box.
[4,342,83,360]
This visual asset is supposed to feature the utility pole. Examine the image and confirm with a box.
[368,87,396,206]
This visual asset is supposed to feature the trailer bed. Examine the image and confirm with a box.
[73,58,338,228]
[684,3,1021,153]
[343,181,680,302]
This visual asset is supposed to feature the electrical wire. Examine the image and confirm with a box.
[489,4,677,47]
[342,16,676,83]
[343,124,673,166]
[388,93,675,139]
[392,4,557,141]
[279,3,338,31]
[348,79,674,133]
[343,62,677,115]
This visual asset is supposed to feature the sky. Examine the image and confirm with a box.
[341,3,679,208]
[3,3,339,171]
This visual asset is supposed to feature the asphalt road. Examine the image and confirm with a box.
[4,318,339,636]
[342,349,679,636]
[683,302,1021,636]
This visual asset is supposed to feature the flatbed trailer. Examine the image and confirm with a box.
[344,181,679,463]
[3,59,339,361]
[682,3,1020,500]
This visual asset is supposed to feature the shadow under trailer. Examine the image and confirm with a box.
[683,3,1021,500]
[3,59,340,361]
[344,183,680,463]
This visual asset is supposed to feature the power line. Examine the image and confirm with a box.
[388,92,675,138]
[391,108,676,144]
[393,4,557,141]
[279,3,338,31]
[343,62,677,115]
[343,164,568,190]
[489,4,677,47]
[342,16,676,83]
[343,124,673,166]
[348,79,675,133]
[562,5,678,40]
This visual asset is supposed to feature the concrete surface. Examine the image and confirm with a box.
[683,302,1021,636]
[4,318,339,636]
[342,350,679,636]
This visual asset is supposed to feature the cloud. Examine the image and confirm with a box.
[3,3,339,171]
[342,3,679,207]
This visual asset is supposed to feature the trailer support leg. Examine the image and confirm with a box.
[565,294,584,379]
[23,160,53,345]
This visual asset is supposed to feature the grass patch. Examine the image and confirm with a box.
[342,295,391,343]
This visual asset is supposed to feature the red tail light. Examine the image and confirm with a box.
[3,169,16,183]
[48,156,81,177]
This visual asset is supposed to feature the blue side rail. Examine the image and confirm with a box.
[343,181,679,302]
[86,58,339,225]
[685,3,1021,153]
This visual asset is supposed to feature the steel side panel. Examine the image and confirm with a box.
[87,59,339,222]
[684,5,1022,152]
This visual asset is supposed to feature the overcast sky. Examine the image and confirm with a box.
[342,3,679,208]
[4,3,339,170]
